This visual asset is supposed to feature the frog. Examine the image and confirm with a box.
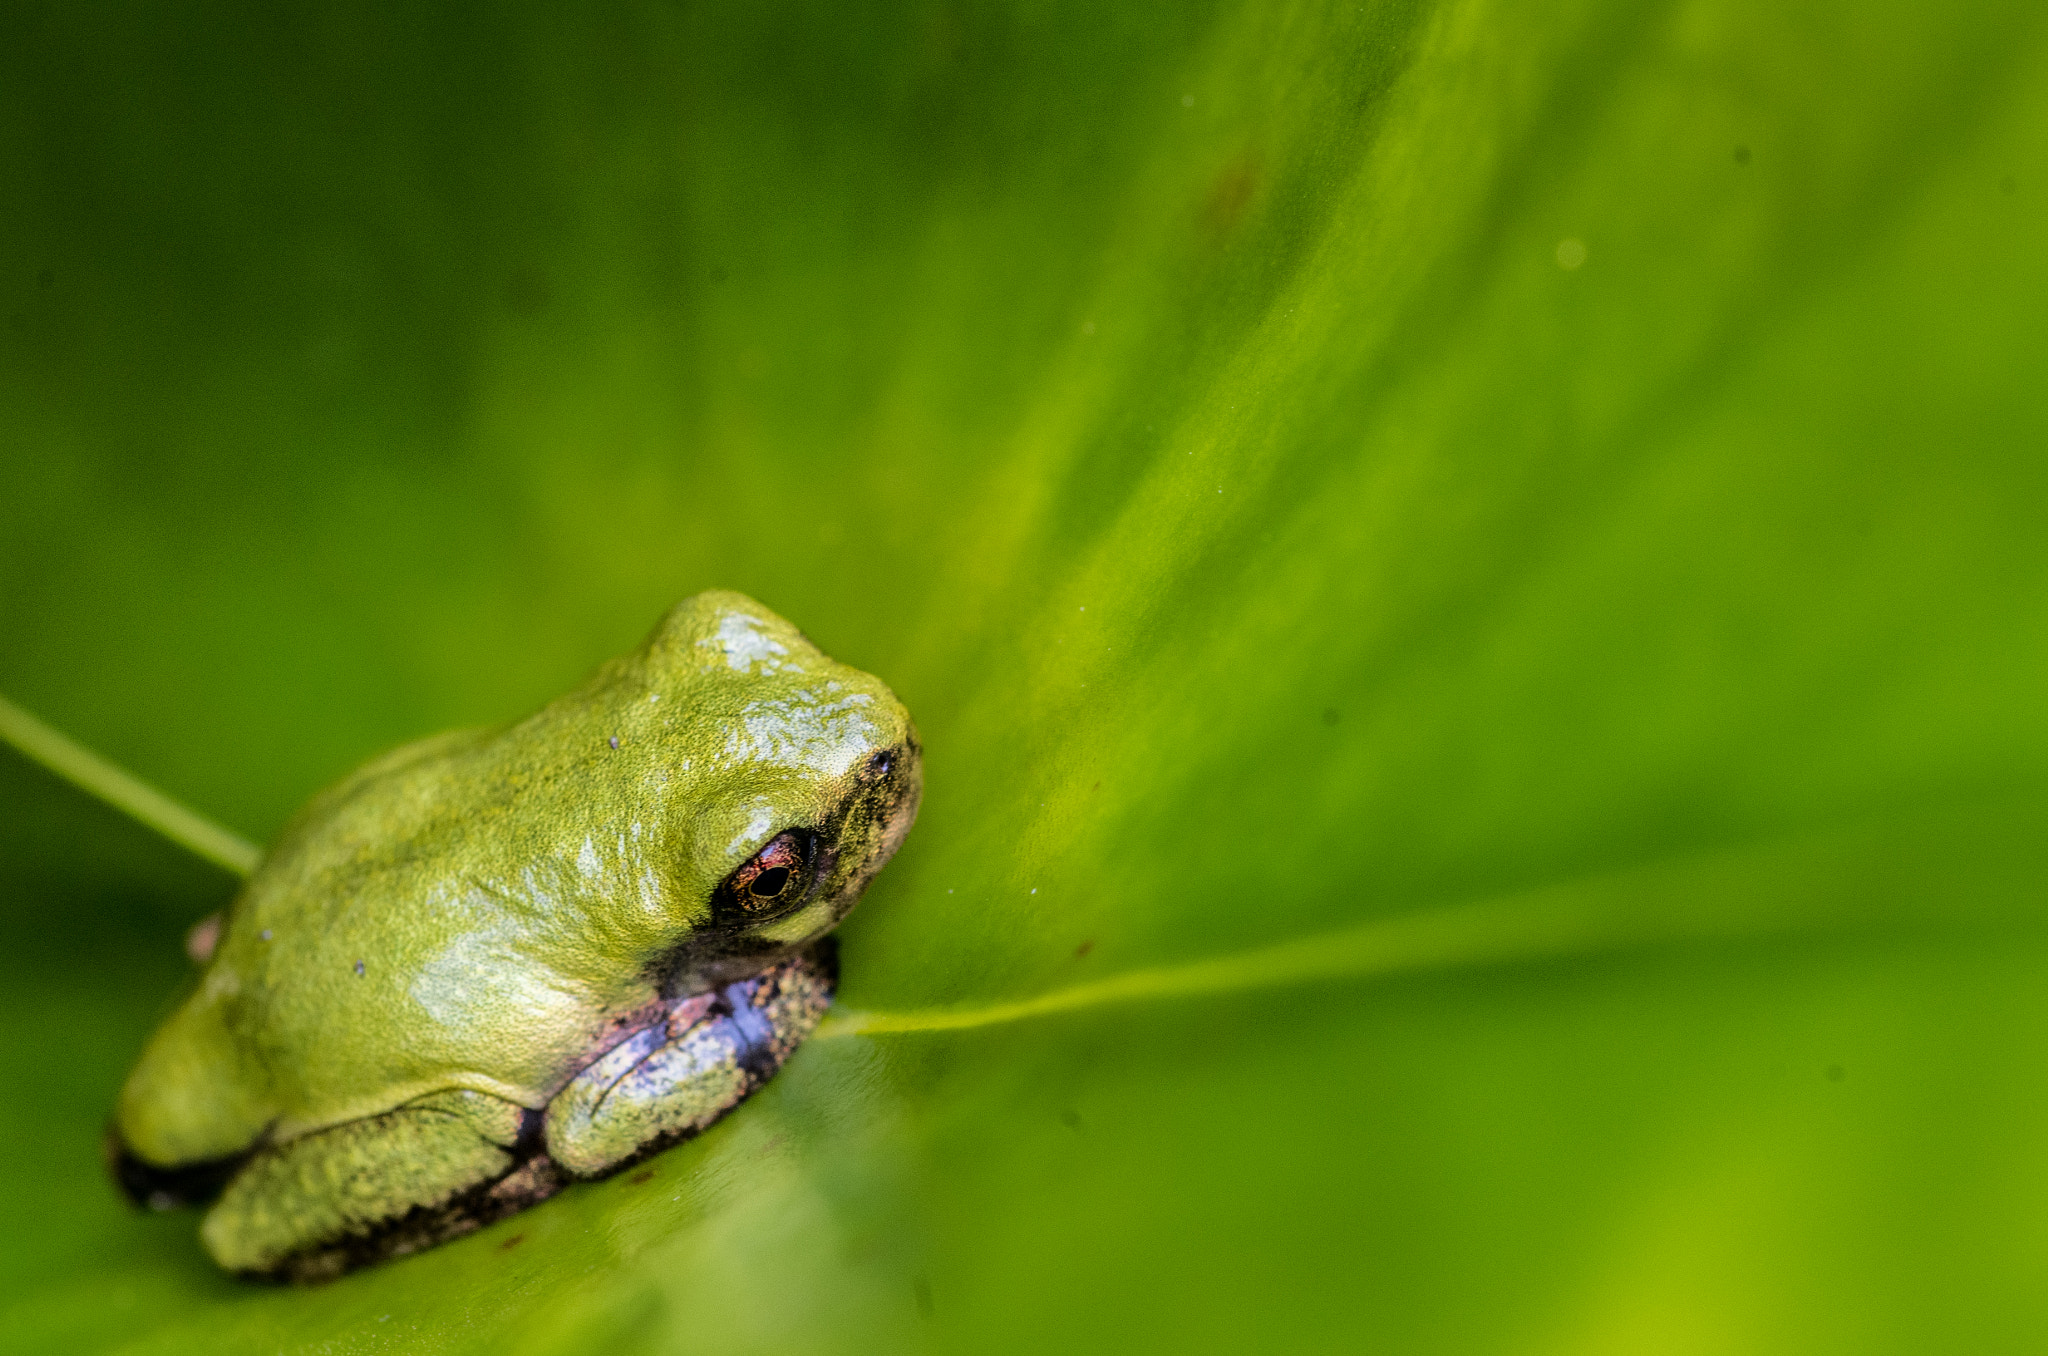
[106,591,921,1282]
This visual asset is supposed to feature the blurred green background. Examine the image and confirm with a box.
[4,0,2048,1350]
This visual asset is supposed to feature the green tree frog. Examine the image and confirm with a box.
[107,593,921,1281]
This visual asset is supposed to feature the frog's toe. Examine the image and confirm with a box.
[105,1127,244,1211]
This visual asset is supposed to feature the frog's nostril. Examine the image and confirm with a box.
[867,751,893,778]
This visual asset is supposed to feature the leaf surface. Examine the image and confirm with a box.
[3,0,2047,1351]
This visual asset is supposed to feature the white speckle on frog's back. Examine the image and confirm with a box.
[700,612,792,673]
[635,864,666,922]
[409,884,585,1035]
[726,803,778,857]
[725,692,877,777]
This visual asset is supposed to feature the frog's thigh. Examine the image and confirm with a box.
[201,1090,524,1276]
[545,957,832,1177]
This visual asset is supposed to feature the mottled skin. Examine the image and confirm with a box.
[109,593,920,1280]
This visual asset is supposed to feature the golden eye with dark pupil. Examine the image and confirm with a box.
[724,830,809,918]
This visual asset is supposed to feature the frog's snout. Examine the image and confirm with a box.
[864,731,922,867]
[826,727,921,919]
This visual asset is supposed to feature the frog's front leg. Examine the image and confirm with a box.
[545,949,835,1177]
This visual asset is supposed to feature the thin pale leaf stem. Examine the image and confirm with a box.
[0,692,260,878]
[816,833,1858,1041]
[818,901,1615,1039]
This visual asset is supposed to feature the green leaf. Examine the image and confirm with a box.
[4,0,2047,1350]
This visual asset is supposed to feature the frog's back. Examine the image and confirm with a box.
[111,724,553,1164]
[119,684,647,1162]
[224,721,629,1131]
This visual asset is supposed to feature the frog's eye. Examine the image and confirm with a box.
[714,830,815,926]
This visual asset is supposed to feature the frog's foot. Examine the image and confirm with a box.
[544,947,835,1177]
[107,1133,245,1213]
[199,1089,561,1283]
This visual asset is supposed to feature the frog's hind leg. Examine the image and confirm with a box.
[544,949,835,1178]
[201,1089,559,1282]
[202,951,832,1280]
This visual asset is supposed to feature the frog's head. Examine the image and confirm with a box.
[628,592,922,990]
